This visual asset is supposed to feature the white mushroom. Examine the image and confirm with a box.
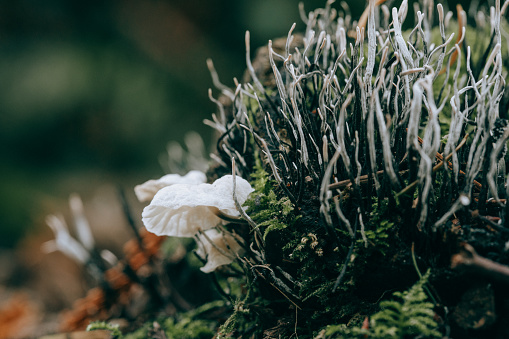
[142,175,254,237]
[196,228,242,273]
[134,170,207,202]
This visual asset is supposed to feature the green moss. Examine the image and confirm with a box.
[216,295,275,338]
[122,301,226,339]
[86,321,122,338]
[364,199,395,254]
[123,323,152,339]
[162,318,216,339]
[244,160,300,240]
[216,301,248,338]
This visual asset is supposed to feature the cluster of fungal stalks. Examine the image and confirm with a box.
[200,0,509,336]
[210,0,507,247]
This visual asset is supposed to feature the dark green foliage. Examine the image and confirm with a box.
[320,270,440,339]
[161,318,216,339]
[244,160,300,240]
[122,301,225,339]
[371,271,440,338]
[361,219,392,254]
[363,198,395,254]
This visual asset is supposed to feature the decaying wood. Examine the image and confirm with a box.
[451,243,509,284]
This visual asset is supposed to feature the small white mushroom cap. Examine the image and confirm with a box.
[142,175,254,237]
[134,170,207,202]
[196,229,242,273]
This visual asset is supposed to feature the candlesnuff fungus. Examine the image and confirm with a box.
[134,170,207,202]
[196,228,243,273]
[69,193,95,250]
[41,214,91,265]
[141,175,254,238]
[42,194,121,272]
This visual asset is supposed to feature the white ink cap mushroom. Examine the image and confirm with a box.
[196,228,242,273]
[142,175,254,237]
[134,170,207,202]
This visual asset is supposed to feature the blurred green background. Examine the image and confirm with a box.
[0,0,471,247]
[0,0,348,248]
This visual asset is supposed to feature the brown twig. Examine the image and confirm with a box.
[417,135,482,191]
[328,170,409,191]
[451,243,509,284]
[397,133,469,197]
[470,209,509,233]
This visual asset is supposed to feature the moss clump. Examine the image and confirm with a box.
[120,301,225,339]
[87,321,123,338]
[244,159,300,240]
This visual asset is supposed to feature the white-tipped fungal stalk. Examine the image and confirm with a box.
[42,214,90,265]
[69,193,94,250]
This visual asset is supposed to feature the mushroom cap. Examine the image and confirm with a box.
[134,170,207,202]
[196,228,242,273]
[142,175,254,237]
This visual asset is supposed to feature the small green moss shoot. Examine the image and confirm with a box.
[244,160,300,240]
[87,321,122,338]
[121,301,225,339]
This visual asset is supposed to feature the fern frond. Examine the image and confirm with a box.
[321,270,441,338]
